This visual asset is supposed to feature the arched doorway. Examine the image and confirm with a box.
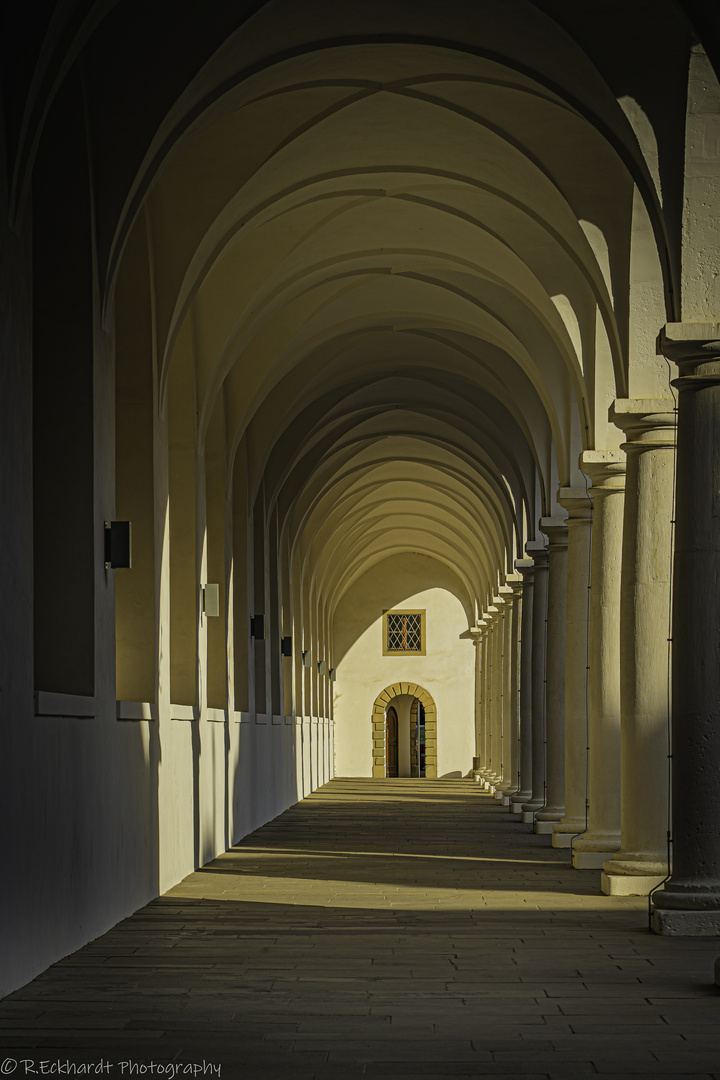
[372,683,437,779]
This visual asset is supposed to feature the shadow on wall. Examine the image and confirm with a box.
[441,771,463,778]
[333,553,473,665]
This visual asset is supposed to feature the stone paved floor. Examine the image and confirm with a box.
[2,778,720,1080]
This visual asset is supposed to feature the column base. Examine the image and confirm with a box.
[601,852,667,895]
[601,871,667,896]
[652,908,720,936]
[521,810,536,824]
[573,850,610,869]
[572,833,620,868]
[534,809,564,832]
[534,819,557,835]
[551,819,586,848]
[510,790,531,813]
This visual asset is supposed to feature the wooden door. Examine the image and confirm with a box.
[386,707,399,777]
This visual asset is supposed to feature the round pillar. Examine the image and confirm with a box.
[571,451,626,869]
[522,542,549,821]
[601,400,676,896]
[478,621,491,781]
[534,518,568,834]
[471,628,483,780]
[552,489,593,849]
[490,598,509,788]
[485,606,503,786]
[508,583,523,798]
[510,559,535,814]
[652,325,720,933]
[496,583,520,799]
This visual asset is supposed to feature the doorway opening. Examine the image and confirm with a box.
[384,695,426,777]
[373,683,437,778]
[385,706,399,777]
[410,699,426,778]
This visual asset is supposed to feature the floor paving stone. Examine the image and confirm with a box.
[1,778,719,1078]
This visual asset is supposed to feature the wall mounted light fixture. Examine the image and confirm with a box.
[104,521,132,569]
[281,636,292,657]
[329,668,336,682]
[202,584,220,617]
[302,650,312,668]
[317,660,327,675]
[250,614,265,640]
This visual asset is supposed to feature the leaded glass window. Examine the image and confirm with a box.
[383,610,425,654]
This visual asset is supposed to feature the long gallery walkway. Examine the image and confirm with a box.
[2,779,720,1079]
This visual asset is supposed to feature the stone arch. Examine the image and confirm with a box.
[371,683,437,779]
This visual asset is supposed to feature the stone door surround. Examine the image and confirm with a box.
[371,682,437,778]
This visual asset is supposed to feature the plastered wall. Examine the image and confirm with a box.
[333,554,475,778]
[2,703,332,1000]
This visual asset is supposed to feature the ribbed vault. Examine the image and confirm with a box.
[105,0,678,714]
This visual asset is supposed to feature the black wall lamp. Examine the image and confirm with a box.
[250,614,265,640]
[281,636,293,657]
[104,521,131,569]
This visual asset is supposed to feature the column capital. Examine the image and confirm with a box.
[557,485,593,520]
[505,578,525,599]
[539,516,568,550]
[503,572,523,598]
[610,398,677,449]
[660,322,720,376]
[580,449,626,494]
[525,539,548,568]
[514,557,535,580]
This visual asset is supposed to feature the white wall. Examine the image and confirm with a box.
[1,702,332,1000]
[333,553,475,778]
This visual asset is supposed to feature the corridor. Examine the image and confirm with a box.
[1,780,719,1079]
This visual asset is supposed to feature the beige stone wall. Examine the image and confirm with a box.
[333,555,475,778]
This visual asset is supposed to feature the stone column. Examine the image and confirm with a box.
[522,542,549,822]
[534,518,568,835]
[572,452,626,868]
[552,490,593,849]
[489,597,509,788]
[495,593,512,797]
[496,582,520,800]
[511,559,535,814]
[601,400,676,896]
[505,578,524,803]
[472,629,482,779]
[652,325,720,933]
[478,620,491,781]
[484,605,502,786]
